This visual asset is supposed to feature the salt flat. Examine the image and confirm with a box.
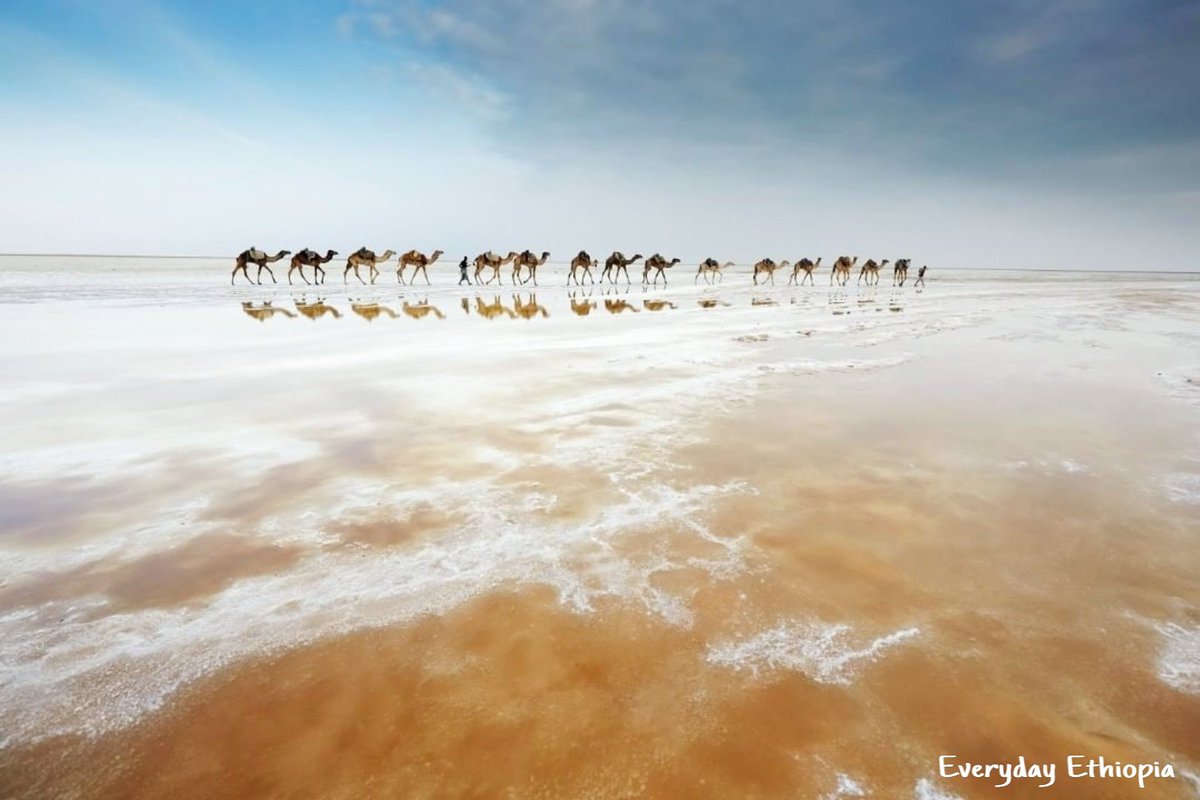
[0,256,1197,798]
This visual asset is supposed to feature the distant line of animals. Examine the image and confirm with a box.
[232,248,929,288]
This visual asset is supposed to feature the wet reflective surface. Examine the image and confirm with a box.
[0,257,1198,798]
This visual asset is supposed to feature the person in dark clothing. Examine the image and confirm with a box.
[915,264,929,287]
[458,256,472,285]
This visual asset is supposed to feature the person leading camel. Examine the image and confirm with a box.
[458,256,471,285]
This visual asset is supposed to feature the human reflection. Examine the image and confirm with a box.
[474,295,516,320]
[569,289,597,316]
[241,300,296,321]
[294,297,342,320]
[402,298,446,320]
[460,297,470,315]
[512,293,549,319]
[350,300,399,321]
[888,292,905,313]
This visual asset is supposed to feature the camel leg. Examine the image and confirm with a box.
[232,264,251,285]
[315,266,325,284]
[421,266,430,286]
[396,268,406,286]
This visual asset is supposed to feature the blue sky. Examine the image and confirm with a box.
[1,0,1197,268]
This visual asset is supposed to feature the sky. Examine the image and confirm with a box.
[0,0,1197,268]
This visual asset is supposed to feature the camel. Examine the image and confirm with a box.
[396,249,443,285]
[567,251,597,285]
[287,249,337,285]
[402,300,445,320]
[294,297,342,320]
[604,297,640,314]
[696,258,732,284]
[240,300,296,321]
[350,300,399,321]
[569,290,597,316]
[830,256,857,286]
[473,251,519,285]
[753,258,790,285]
[857,258,889,286]
[643,299,676,311]
[511,250,550,286]
[892,258,911,286]
[343,248,396,284]
[642,254,681,285]
[474,295,516,320]
[788,257,821,286]
[232,247,291,285]
[601,252,642,284]
[513,293,549,319]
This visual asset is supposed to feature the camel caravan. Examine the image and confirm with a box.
[232,247,925,288]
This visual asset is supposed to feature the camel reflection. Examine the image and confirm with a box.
[569,290,597,316]
[751,296,777,307]
[241,301,296,321]
[474,295,515,320]
[402,299,446,320]
[294,297,342,320]
[512,293,549,319]
[698,297,731,309]
[642,298,676,312]
[350,301,399,321]
[604,297,640,314]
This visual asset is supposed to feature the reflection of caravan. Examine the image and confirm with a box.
[294,298,342,320]
[240,300,296,321]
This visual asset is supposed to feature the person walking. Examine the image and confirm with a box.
[458,256,472,286]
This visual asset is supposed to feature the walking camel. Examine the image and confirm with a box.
[892,258,911,286]
[788,257,821,286]
[397,249,443,285]
[642,254,680,285]
[567,251,597,285]
[511,250,550,285]
[830,256,857,286]
[232,248,292,285]
[857,258,889,286]
[288,249,337,285]
[474,251,518,285]
[696,258,732,284]
[753,258,790,285]
[602,252,642,284]
[344,248,396,284]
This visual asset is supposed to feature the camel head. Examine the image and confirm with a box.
[630,254,643,263]
[324,250,338,259]
[881,259,890,266]
[538,251,550,265]
[669,258,680,266]
[430,250,444,262]
[276,250,292,258]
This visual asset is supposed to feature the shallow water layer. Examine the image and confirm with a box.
[0,257,1198,798]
